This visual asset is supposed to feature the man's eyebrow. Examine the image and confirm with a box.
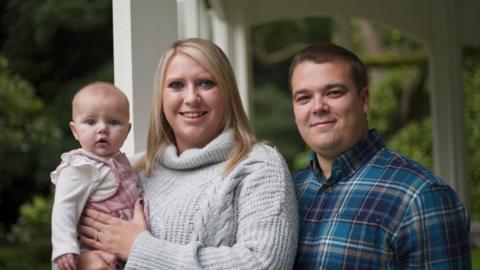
[292,88,309,97]
[324,83,348,90]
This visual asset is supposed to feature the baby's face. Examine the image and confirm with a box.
[70,93,131,157]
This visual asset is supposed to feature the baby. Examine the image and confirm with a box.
[51,82,143,270]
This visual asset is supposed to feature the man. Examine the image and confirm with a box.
[290,43,471,269]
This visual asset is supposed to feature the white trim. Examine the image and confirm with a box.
[113,0,178,155]
[428,0,468,207]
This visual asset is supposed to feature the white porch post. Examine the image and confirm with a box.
[211,0,251,116]
[112,0,178,155]
[177,0,210,39]
[429,0,468,206]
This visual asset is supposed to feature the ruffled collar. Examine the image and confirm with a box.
[158,129,235,170]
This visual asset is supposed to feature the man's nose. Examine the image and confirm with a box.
[313,95,328,114]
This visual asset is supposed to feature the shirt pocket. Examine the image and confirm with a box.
[334,209,392,262]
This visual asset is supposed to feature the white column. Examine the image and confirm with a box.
[211,9,229,54]
[211,0,251,116]
[429,0,468,206]
[230,8,251,116]
[177,0,206,39]
[112,0,178,155]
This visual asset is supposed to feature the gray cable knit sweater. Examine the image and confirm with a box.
[125,130,298,269]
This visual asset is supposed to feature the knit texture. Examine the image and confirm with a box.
[126,130,298,269]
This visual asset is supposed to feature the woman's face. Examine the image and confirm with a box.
[162,53,226,154]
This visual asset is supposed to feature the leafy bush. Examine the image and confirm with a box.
[9,196,52,244]
[387,118,432,169]
[464,50,480,219]
[0,56,61,229]
[253,84,305,166]
[0,196,51,270]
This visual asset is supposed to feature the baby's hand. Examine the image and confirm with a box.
[55,253,79,270]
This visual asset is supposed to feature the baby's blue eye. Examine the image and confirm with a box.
[85,119,96,125]
[109,119,121,125]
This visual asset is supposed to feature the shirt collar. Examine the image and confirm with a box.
[310,129,385,185]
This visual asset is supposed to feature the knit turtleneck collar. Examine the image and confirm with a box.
[158,129,235,170]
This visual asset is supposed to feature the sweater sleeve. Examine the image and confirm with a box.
[126,147,298,270]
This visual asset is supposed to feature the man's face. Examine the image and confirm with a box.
[291,60,369,160]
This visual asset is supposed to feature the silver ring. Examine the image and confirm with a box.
[95,230,100,241]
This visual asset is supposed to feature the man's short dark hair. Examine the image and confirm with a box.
[289,43,368,93]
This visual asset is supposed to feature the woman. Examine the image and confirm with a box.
[78,38,298,269]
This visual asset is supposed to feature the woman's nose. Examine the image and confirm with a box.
[185,87,200,105]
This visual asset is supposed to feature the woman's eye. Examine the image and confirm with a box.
[199,79,215,89]
[168,81,183,89]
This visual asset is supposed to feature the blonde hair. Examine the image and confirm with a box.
[137,38,256,177]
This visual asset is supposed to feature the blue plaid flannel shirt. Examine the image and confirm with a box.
[293,129,471,269]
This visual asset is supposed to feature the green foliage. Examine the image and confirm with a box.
[0,56,61,228]
[368,69,404,135]
[251,17,333,170]
[253,17,333,53]
[292,148,310,171]
[10,196,52,244]
[0,196,51,270]
[252,17,333,92]
[387,118,433,169]
[464,49,480,219]
[0,245,50,270]
[474,247,480,270]
[2,0,113,99]
[253,84,305,166]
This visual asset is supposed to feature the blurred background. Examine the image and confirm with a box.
[0,1,479,269]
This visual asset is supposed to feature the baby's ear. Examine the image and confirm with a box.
[69,121,80,140]
[127,122,132,134]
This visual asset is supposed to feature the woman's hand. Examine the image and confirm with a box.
[78,250,116,270]
[78,199,147,260]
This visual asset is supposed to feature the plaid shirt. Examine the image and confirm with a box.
[293,130,471,269]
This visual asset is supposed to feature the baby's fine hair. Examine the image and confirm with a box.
[71,81,129,118]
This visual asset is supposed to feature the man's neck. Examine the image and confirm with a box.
[315,153,333,179]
